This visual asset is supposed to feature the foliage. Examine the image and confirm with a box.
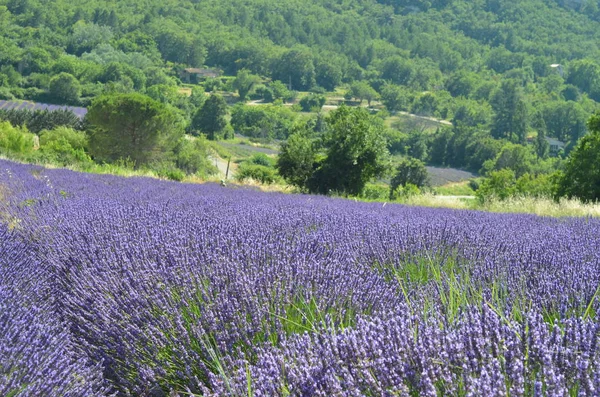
[231,104,297,140]
[48,73,81,105]
[556,113,600,202]
[0,108,82,134]
[174,137,217,176]
[0,122,35,155]
[348,81,379,106]
[38,128,92,165]
[299,94,326,112]
[191,94,229,140]
[389,157,429,199]
[235,163,278,184]
[477,169,556,202]
[308,106,390,195]
[276,129,317,189]
[86,93,182,167]
[232,69,260,101]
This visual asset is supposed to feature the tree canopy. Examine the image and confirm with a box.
[86,93,182,167]
[556,113,600,202]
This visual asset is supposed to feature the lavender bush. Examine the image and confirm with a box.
[1,159,599,396]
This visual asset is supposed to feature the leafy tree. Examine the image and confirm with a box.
[315,59,342,91]
[309,106,390,195]
[349,81,378,106]
[86,93,182,167]
[476,169,517,202]
[270,80,292,101]
[485,143,536,178]
[191,94,229,140]
[233,69,260,101]
[276,129,317,189]
[491,80,528,143]
[231,104,296,140]
[69,21,113,55]
[556,113,600,202]
[272,48,316,91]
[48,72,81,105]
[389,157,429,199]
[381,84,410,112]
[380,56,414,86]
[299,94,326,112]
[533,113,550,159]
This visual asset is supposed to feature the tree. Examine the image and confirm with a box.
[233,69,260,101]
[389,157,429,199]
[349,81,379,106]
[556,113,600,202]
[86,93,182,167]
[532,112,549,159]
[309,106,390,195]
[272,48,316,91]
[276,128,317,189]
[491,80,528,143]
[48,72,81,105]
[381,84,410,112]
[299,94,326,112]
[191,94,228,140]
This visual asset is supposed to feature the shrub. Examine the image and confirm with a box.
[0,122,35,155]
[235,163,278,184]
[247,153,274,167]
[175,138,217,176]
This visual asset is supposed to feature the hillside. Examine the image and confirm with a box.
[2,0,600,204]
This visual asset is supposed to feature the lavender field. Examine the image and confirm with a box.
[1,159,600,396]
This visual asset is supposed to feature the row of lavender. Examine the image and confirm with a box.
[1,159,599,396]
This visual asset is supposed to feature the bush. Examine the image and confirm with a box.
[477,170,555,203]
[235,163,278,184]
[155,164,186,181]
[39,127,88,151]
[175,137,217,176]
[390,183,421,200]
[359,184,389,200]
[0,122,35,155]
[247,153,274,167]
[37,127,91,165]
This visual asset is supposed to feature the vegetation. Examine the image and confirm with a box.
[86,93,182,167]
[1,0,600,206]
[556,113,600,202]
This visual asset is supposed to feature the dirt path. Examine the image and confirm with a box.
[210,156,235,179]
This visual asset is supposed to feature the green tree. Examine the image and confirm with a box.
[272,48,315,91]
[191,94,228,140]
[233,69,260,101]
[309,106,390,195]
[476,169,517,202]
[556,113,600,202]
[86,93,182,167]
[389,157,429,199]
[533,112,550,159]
[491,80,528,143]
[299,94,326,112]
[48,72,81,105]
[276,129,317,189]
[349,81,379,106]
[381,84,410,113]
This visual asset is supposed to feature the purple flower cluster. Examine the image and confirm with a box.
[1,159,599,396]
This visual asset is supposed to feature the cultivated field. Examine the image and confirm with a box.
[1,159,599,396]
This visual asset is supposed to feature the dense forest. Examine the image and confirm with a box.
[2,0,600,199]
